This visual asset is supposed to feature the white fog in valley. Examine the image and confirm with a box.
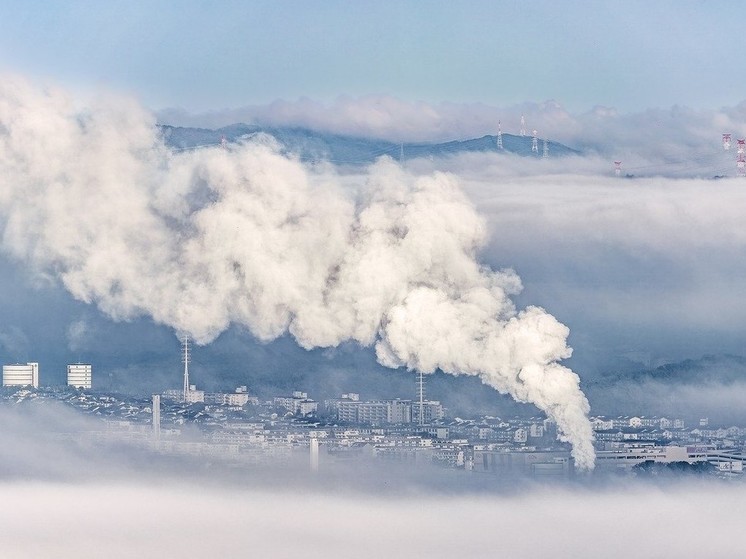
[1,481,742,559]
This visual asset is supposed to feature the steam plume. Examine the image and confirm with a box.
[0,77,595,469]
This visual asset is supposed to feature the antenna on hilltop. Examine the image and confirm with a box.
[531,130,539,154]
[497,121,503,150]
[520,115,526,137]
[542,137,549,159]
[181,334,191,402]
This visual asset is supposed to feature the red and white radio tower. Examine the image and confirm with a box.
[737,138,745,155]
[722,133,732,151]
[614,161,622,177]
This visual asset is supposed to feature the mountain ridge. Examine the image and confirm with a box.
[159,123,581,165]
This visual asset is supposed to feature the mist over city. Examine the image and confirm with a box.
[1,2,745,558]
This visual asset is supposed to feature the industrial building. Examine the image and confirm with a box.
[2,362,39,388]
[67,363,92,389]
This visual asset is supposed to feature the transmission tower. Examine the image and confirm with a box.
[181,334,191,402]
[614,161,622,177]
[531,130,538,154]
[497,121,503,150]
[723,133,732,151]
[542,138,549,158]
[520,115,526,137]
[417,371,425,426]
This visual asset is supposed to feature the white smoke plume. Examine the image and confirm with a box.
[0,77,595,469]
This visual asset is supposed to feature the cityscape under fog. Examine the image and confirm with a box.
[3,349,744,481]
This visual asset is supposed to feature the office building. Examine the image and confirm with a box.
[3,362,39,388]
[67,363,92,389]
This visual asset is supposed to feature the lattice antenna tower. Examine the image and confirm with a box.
[531,129,539,154]
[182,334,191,402]
[520,114,526,137]
[614,161,622,177]
[542,137,549,159]
[417,371,425,426]
[497,120,503,150]
[723,133,732,151]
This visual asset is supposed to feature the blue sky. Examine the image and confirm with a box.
[0,1,744,113]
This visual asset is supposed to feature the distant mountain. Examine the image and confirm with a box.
[584,354,746,422]
[591,354,746,388]
[159,123,581,164]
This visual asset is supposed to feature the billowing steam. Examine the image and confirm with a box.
[0,77,595,469]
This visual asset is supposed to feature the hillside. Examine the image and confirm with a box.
[159,123,580,164]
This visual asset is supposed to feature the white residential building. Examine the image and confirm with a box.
[67,363,92,389]
[3,362,39,388]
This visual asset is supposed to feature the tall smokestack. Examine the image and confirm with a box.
[310,438,319,473]
[152,394,161,442]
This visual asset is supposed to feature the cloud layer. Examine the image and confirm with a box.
[158,95,746,172]
[1,480,742,559]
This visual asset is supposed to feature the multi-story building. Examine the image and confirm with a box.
[356,401,389,425]
[3,362,39,388]
[185,385,205,403]
[205,387,257,406]
[411,400,445,424]
[67,363,92,389]
[387,399,412,424]
[274,391,317,416]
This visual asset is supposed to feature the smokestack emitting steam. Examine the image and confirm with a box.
[0,78,595,469]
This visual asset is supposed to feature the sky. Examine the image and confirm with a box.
[1,1,745,114]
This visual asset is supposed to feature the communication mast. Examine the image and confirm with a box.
[614,161,622,177]
[520,114,526,137]
[542,138,549,158]
[417,371,425,426]
[220,135,227,149]
[737,138,745,155]
[723,133,732,151]
[738,154,745,177]
[181,334,190,402]
[531,129,539,154]
[497,121,503,150]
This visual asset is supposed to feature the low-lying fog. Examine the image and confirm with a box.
[1,480,742,558]
[1,402,743,559]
